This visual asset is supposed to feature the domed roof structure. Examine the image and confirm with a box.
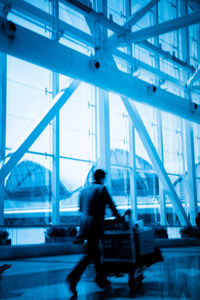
[86,149,159,197]
[5,160,71,200]
[5,149,159,202]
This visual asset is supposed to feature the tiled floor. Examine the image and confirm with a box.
[0,247,200,299]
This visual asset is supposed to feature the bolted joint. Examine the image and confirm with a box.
[3,4,12,17]
[1,20,16,40]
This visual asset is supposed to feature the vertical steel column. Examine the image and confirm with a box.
[129,122,137,221]
[0,52,6,225]
[156,110,166,224]
[95,0,111,189]
[126,0,137,222]
[52,0,60,225]
[153,2,166,225]
[197,24,200,210]
[180,1,198,225]
[185,122,197,224]
[180,118,188,215]
[175,0,188,217]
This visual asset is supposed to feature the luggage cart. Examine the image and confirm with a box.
[102,216,163,290]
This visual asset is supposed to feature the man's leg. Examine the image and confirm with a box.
[87,238,111,288]
[66,244,91,295]
[69,254,90,280]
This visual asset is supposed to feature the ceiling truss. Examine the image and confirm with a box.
[0,0,197,85]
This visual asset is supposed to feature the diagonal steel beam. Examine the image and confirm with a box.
[104,0,160,50]
[106,11,200,49]
[107,53,190,226]
[0,80,80,182]
[122,97,190,226]
[123,0,160,29]
[187,64,200,88]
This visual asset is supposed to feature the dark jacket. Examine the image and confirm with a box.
[79,182,120,239]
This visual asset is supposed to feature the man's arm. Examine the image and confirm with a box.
[102,186,123,221]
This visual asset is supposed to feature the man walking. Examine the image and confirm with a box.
[66,169,123,296]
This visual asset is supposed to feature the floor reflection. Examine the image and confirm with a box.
[0,248,200,299]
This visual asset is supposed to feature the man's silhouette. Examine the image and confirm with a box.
[66,169,123,296]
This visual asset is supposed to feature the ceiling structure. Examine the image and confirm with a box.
[0,0,200,122]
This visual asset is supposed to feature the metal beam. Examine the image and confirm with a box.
[187,64,200,88]
[121,97,190,226]
[60,0,123,34]
[113,49,186,88]
[153,2,166,226]
[104,0,184,85]
[0,0,94,46]
[156,108,167,225]
[97,88,111,181]
[0,53,6,164]
[52,0,60,225]
[124,0,160,29]
[104,0,160,50]
[1,0,194,74]
[62,0,92,13]
[129,122,137,222]
[92,0,112,190]
[185,122,198,225]
[106,12,200,48]
[6,0,196,84]
[0,52,6,225]
[4,0,193,86]
[125,0,137,223]
[140,40,194,72]
[189,1,200,12]
[0,80,80,182]
[180,0,198,226]
[0,18,200,124]
[0,0,195,80]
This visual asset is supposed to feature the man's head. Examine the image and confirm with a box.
[93,169,106,184]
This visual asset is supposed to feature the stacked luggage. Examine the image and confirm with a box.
[103,216,163,290]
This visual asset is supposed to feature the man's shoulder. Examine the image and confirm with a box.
[80,183,103,193]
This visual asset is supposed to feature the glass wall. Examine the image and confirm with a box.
[59,78,95,225]
[5,55,52,225]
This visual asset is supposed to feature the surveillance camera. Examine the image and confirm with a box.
[147,85,157,95]
[190,101,198,113]
[1,20,16,40]
[89,58,100,71]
